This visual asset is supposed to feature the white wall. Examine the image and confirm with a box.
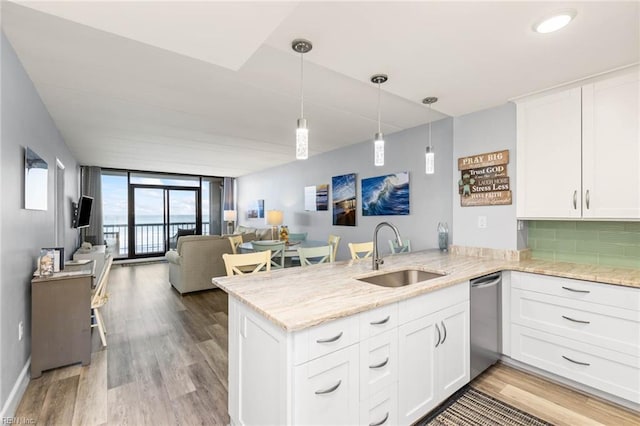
[1,33,79,413]
[452,102,525,250]
[237,119,454,260]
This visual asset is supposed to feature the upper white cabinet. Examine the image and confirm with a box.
[516,70,639,220]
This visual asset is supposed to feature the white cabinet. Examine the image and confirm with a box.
[509,272,640,404]
[516,70,639,220]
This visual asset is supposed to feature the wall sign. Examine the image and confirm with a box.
[457,149,512,206]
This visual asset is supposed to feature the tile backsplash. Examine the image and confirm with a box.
[528,221,640,268]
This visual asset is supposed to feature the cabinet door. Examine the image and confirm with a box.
[360,328,398,401]
[398,314,437,425]
[582,72,640,219]
[293,345,359,425]
[516,87,582,218]
[437,302,470,401]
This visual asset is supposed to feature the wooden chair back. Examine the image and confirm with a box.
[327,235,341,261]
[389,239,411,254]
[348,241,374,259]
[252,240,286,269]
[288,232,308,242]
[228,235,243,254]
[298,245,334,266]
[223,251,271,276]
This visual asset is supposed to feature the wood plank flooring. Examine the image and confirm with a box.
[15,262,639,425]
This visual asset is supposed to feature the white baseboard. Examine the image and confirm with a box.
[0,357,30,419]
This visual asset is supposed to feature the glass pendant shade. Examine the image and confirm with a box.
[425,146,435,174]
[374,132,385,167]
[296,118,308,160]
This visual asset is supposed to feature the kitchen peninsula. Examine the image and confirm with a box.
[213,250,640,425]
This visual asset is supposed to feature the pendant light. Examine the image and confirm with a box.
[292,39,312,160]
[371,74,388,167]
[422,97,438,174]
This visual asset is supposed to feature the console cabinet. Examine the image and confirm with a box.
[228,281,470,426]
[516,70,639,219]
[509,272,640,404]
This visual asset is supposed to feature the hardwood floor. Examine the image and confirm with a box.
[15,262,639,425]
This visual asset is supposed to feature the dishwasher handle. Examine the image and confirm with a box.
[471,273,501,289]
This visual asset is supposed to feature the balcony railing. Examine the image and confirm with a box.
[104,222,210,257]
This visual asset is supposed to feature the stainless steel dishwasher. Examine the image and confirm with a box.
[470,272,502,380]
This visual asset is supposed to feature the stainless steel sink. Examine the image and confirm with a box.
[357,269,445,288]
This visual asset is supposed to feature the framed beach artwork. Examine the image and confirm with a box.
[304,184,329,211]
[332,174,356,226]
[362,172,410,216]
[246,199,265,219]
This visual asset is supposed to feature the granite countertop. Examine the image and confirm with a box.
[212,250,639,332]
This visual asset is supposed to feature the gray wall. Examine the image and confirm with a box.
[452,103,524,250]
[1,33,79,410]
[237,119,454,260]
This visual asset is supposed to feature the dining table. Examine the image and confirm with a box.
[239,239,329,266]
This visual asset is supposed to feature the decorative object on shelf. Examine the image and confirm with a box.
[42,247,65,271]
[370,74,388,166]
[24,147,48,211]
[332,173,357,226]
[458,149,512,206]
[304,183,329,211]
[279,225,289,243]
[438,222,449,252]
[266,209,283,240]
[38,249,55,276]
[292,38,312,160]
[422,97,438,175]
[223,210,237,234]
[362,172,410,216]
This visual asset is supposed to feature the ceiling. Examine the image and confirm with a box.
[2,1,638,177]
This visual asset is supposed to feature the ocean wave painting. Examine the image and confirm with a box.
[362,172,410,216]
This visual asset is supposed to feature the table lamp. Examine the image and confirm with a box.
[223,210,237,234]
[266,210,283,240]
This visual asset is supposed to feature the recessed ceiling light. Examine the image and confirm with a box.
[533,10,577,33]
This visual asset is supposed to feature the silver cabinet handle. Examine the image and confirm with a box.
[562,315,590,324]
[562,355,590,366]
[316,332,343,344]
[370,316,390,325]
[369,357,389,369]
[585,189,590,209]
[440,321,447,344]
[435,323,441,348]
[562,286,590,294]
[315,380,342,395]
[573,190,577,209]
[369,412,389,426]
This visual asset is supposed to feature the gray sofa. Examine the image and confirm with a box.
[165,235,234,294]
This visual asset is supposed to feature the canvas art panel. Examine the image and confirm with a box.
[332,174,356,226]
[362,172,410,216]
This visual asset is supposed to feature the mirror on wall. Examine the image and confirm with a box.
[25,147,48,210]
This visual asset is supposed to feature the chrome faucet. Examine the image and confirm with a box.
[373,221,403,270]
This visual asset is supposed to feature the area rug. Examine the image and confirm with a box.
[417,386,554,426]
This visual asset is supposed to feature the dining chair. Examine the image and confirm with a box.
[288,232,308,242]
[298,245,334,266]
[389,238,412,254]
[222,251,271,276]
[228,234,244,254]
[327,234,341,261]
[348,241,374,260]
[252,240,286,269]
[91,255,114,347]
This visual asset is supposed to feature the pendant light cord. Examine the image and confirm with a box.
[377,82,381,133]
[428,103,432,149]
[300,52,304,118]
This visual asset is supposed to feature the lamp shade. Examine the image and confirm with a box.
[223,210,237,221]
[266,210,283,226]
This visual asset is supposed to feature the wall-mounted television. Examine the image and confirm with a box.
[73,195,93,228]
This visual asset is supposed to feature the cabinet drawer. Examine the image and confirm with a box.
[360,383,398,426]
[360,329,398,401]
[511,324,640,404]
[512,288,640,356]
[360,303,398,339]
[512,272,639,311]
[399,282,468,325]
[293,345,360,425]
[293,314,360,365]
